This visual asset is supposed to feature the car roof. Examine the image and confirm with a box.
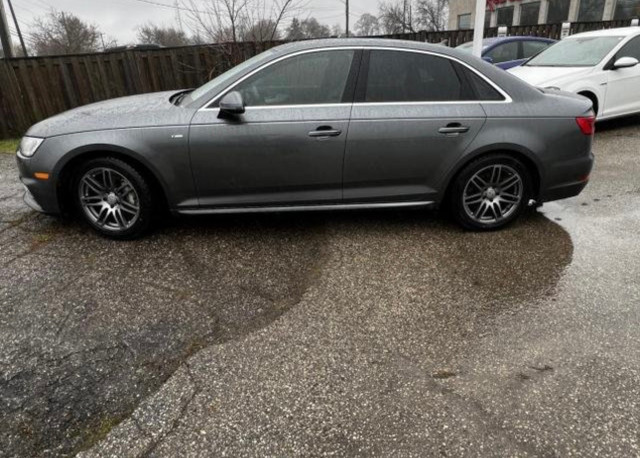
[271,38,456,55]
[483,36,555,45]
[568,26,640,38]
[456,36,555,48]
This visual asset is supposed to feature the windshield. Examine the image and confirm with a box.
[526,36,624,67]
[182,50,274,105]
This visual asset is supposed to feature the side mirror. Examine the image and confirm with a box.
[482,56,494,64]
[219,91,245,115]
[612,56,639,69]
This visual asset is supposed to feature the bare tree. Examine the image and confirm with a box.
[29,11,101,55]
[241,19,281,41]
[285,17,331,40]
[415,0,448,31]
[331,24,344,38]
[378,1,415,34]
[181,0,304,43]
[354,13,381,36]
[377,0,448,34]
[181,0,247,43]
[137,24,193,46]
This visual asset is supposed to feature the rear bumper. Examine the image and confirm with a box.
[540,151,594,203]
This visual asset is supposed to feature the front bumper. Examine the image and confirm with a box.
[22,184,45,212]
[16,154,61,214]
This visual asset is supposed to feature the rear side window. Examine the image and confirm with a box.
[364,50,474,102]
[455,64,506,101]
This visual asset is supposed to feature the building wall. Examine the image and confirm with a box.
[447,0,638,30]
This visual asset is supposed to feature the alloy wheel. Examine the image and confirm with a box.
[78,167,141,232]
[462,164,523,224]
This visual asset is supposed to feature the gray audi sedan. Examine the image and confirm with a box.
[16,39,594,239]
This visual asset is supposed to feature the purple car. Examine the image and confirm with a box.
[456,36,557,70]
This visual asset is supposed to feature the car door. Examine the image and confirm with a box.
[344,49,494,204]
[188,49,360,208]
[603,36,640,118]
[484,41,520,69]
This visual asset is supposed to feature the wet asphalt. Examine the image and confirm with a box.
[1,115,639,457]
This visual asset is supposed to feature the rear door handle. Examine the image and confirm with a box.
[438,124,470,135]
[309,126,342,138]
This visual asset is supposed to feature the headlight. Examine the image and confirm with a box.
[544,86,561,91]
[18,136,44,157]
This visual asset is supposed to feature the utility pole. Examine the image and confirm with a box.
[345,0,349,37]
[0,0,14,58]
[402,0,407,33]
[7,0,27,56]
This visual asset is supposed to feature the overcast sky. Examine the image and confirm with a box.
[7,0,378,44]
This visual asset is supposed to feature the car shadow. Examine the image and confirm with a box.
[596,113,640,133]
[1,206,573,456]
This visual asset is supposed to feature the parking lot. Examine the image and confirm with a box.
[1,116,639,456]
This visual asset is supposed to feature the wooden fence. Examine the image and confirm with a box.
[0,41,281,139]
[0,18,635,140]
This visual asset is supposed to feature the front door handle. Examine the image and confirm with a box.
[309,126,342,138]
[438,123,470,135]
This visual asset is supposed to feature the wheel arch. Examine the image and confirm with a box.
[440,145,543,207]
[577,90,600,116]
[55,145,169,215]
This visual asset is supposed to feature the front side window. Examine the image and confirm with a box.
[614,36,640,60]
[364,51,474,103]
[232,50,354,107]
[497,6,515,26]
[526,36,625,66]
[578,0,606,21]
[522,40,552,58]
[485,42,519,63]
[520,2,541,25]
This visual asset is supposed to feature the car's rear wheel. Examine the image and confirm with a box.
[73,157,154,239]
[450,154,532,231]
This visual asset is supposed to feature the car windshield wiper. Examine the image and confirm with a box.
[171,89,194,106]
[526,64,592,67]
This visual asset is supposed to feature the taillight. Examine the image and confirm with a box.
[576,116,595,135]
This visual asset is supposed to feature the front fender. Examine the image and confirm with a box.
[31,127,196,210]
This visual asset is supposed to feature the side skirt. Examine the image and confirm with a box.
[176,201,435,216]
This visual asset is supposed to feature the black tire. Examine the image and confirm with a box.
[72,157,155,239]
[449,154,532,231]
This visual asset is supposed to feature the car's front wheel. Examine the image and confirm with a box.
[450,154,532,231]
[73,157,154,239]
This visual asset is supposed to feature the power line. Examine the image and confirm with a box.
[126,0,210,14]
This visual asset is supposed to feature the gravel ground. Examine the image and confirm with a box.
[1,115,640,457]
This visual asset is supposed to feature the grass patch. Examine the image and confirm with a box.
[0,138,20,153]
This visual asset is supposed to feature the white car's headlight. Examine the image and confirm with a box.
[18,136,44,157]
[544,86,561,91]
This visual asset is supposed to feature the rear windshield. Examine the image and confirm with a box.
[525,36,624,67]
